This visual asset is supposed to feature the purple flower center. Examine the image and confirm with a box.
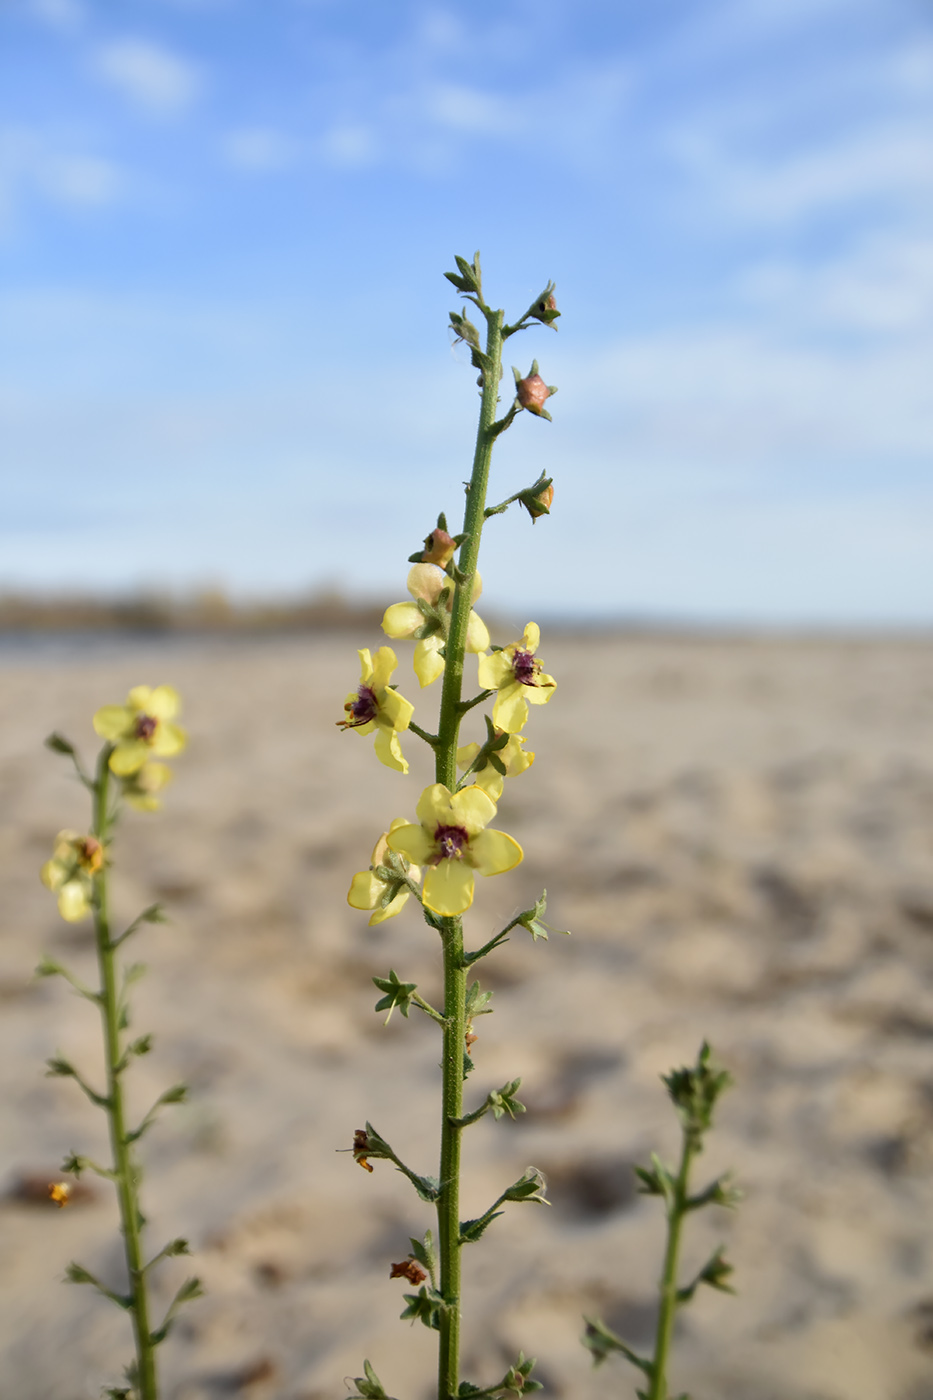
[134,713,157,741]
[349,685,378,724]
[511,649,537,685]
[433,824,469,862]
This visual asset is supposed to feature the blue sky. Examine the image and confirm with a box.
[2,0,932,623]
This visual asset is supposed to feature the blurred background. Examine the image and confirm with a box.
[2,0,932,626]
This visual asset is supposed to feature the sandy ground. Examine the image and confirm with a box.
[1,628,933,1400]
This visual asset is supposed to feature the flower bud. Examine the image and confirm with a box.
[522,483,554,522]
[516,374,551,414]
[421,528,456,566]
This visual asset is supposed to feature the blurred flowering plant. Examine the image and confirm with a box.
[38,702,198,1400]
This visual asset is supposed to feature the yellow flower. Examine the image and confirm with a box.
[382,564,490,688]
[337,647,414,774]
[93,686,186,776]
[119,761,173,812]
[476,623,556,733]
[40,831,103,922]
[347,819,422,925]
[457,732,535,802]
[48,1182,71,1208]
[387,784,522,917]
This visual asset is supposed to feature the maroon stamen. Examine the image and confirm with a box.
[433,825,469,862]
[511,649,538,685]
[134,713,157,741]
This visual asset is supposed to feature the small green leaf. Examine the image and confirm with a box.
[409,1173,441,1204]
[488,1079,525,1121]
[582,1317,653,1375]
[159,1083,188,1105]
[409,1230,436,1277]
[350,1359,393,1400]
[464,980,493,1019]
[502,1167,549,1205]
[45,732,76,756]
[515,890,570,942]
[45,1055,76,1079]
[401,1283,446,1330]
[373,970,418,1024]
[458,1212,503,1244]
[65,1262,131,1309]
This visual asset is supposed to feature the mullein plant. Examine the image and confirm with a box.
[343,254,565,1400]
[583,1044,740,1400]
[39,686,200,1400]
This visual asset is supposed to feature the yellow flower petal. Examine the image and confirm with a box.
[492,686,529,735]
[423,860,475,916]
[468,828,523,877]
[450,785,496,838]
[109,740,151,775]
[369,890,411,925]
[374,725,409,774]
[415,783,456,831]
[472,767,504,801]
[477,651,511,690]
[145,685,180,721]
[370,646,397,691]
[413,638,445,688]
[123,791,162,812]
[40,858,63,892]
[380,686,414,731]
[382,602,423,639]
[457,742,480,769]
[504,736,535,775]
[466,611,490,654]
[93,704,131,740]
[357,648,374,683]
[348,870,384,911]
[152,722,187,757]
[58,881,91,922]
[522,622,541,653]
[388,822,435,866]
[127,685,153,711]
[524,683,555,707]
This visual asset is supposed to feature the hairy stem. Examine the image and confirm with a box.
[648,1130,697,1400]
[432,307,505,1400]
[92,747,158,1400]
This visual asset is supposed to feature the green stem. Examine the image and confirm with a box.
[648,1131,697,1400]
[432,305,505,1400]
[92,747,158,1400]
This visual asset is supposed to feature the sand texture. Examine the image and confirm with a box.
[1,629,933,1400]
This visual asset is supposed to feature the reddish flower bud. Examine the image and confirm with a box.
[516,374,552,415]
[421,528,456,567]
[522,483,554,522]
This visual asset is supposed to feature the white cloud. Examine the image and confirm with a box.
[222,127,299,173]
[92,38,202,116]
[670,124,933,225]
[738,234,933,335]
[424,83,512,134]
[317,124,376,168]
[0,126,122,228]
[555,304,933,479]
[30,0,85,30]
